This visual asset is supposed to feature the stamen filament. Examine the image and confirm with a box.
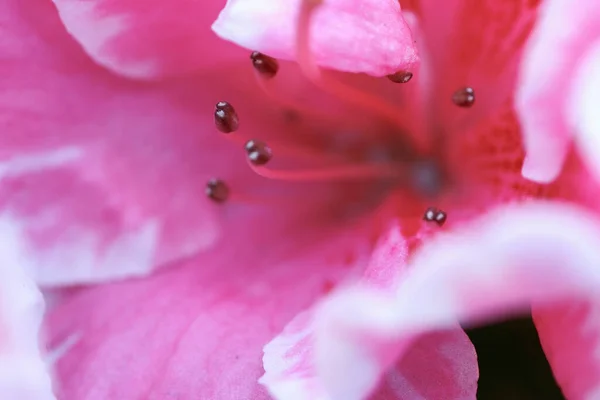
[254,71,334,121]
[248,161,402,182]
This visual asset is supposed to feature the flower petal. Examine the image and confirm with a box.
[0,220,55,399]
[410,0,541,128]
[44,235,366,399]
[533,299,600,400]
[212,0,419,76]
[52,0,245,79]
[516,0,600,183]
[1,0,233,285]
[567,41,600,185]
[313,202,600,399]
[260,223,478,399]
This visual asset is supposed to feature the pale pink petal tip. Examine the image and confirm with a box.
[312,202,600,399]
[0,222,55,399]
[52,0,242,79]
[212,0,419,76]
[516,0,600,183]
[569,41,600,184]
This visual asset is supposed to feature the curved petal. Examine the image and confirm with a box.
[533,299,600,400]
[0,220,55,399]
[260,223,478,399]
[567,40,600,185]
[516,0,600,183]
[212,0,419,76]
[52,0,245,79]
[44,235,367,399]
[312,202,600,399]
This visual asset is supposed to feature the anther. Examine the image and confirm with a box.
[250,51,279,79]
[387,71,413,83]
[245,139,273,166]
[423,207,447,226]
[434,210,447,226]
[452,87,475,107]
[214,101,239,133]
[205,178,230,203]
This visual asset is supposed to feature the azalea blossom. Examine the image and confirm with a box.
[1,0,600,399]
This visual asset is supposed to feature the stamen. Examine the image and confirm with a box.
[250,51,279,79]
[452,87,475,108]
[214,101,239,133]
[206,178,230,203]
[423,206,447,226]
[387,71,413,84]
[295,0,410,131]
[245,139,273,166]
[249,161,402,182]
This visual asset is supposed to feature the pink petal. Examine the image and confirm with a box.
[1,0,234,285]
[212,0,419,76]
[516,0,600,183]
[52,0,245,79]
[0,221,55,399]
[533,299,600,400]
[411,0,541,128]
[44,235,366,399]
[567,41,600,185]
[260,223,478,399]
[313,202,600,399]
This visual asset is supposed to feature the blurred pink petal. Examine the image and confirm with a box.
[533,299,600,400]
[52,0,245,79]
[0,221,55,399]
[260,223,478,399]
[1,0,225,285]
[312,202,600,399]
[212,0,418,76]
[516,0,600,183]
[45,235,367,399]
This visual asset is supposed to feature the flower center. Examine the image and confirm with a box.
[207,0,477,226]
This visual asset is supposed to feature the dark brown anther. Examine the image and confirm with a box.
[423,207,437,222]
[452,87,475,107]
[250,51,279,79]
[434,210,447,226]
[245,139,272,166]
[205,178,230,203]
[214,101,239,133]
[423,207,447,226]
[387,71,413,83]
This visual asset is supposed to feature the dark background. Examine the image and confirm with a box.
[466,315,566,399]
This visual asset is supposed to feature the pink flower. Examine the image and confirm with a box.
[1,0,598,399]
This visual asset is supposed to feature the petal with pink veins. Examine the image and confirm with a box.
[44,234,369,400]
[260,223,478,400]
[0,220,55,399]
[407,0,541,128]
[516,0,600,183]
[212,0,419,76]
[52,0,245,79]
[311,202,600,399]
